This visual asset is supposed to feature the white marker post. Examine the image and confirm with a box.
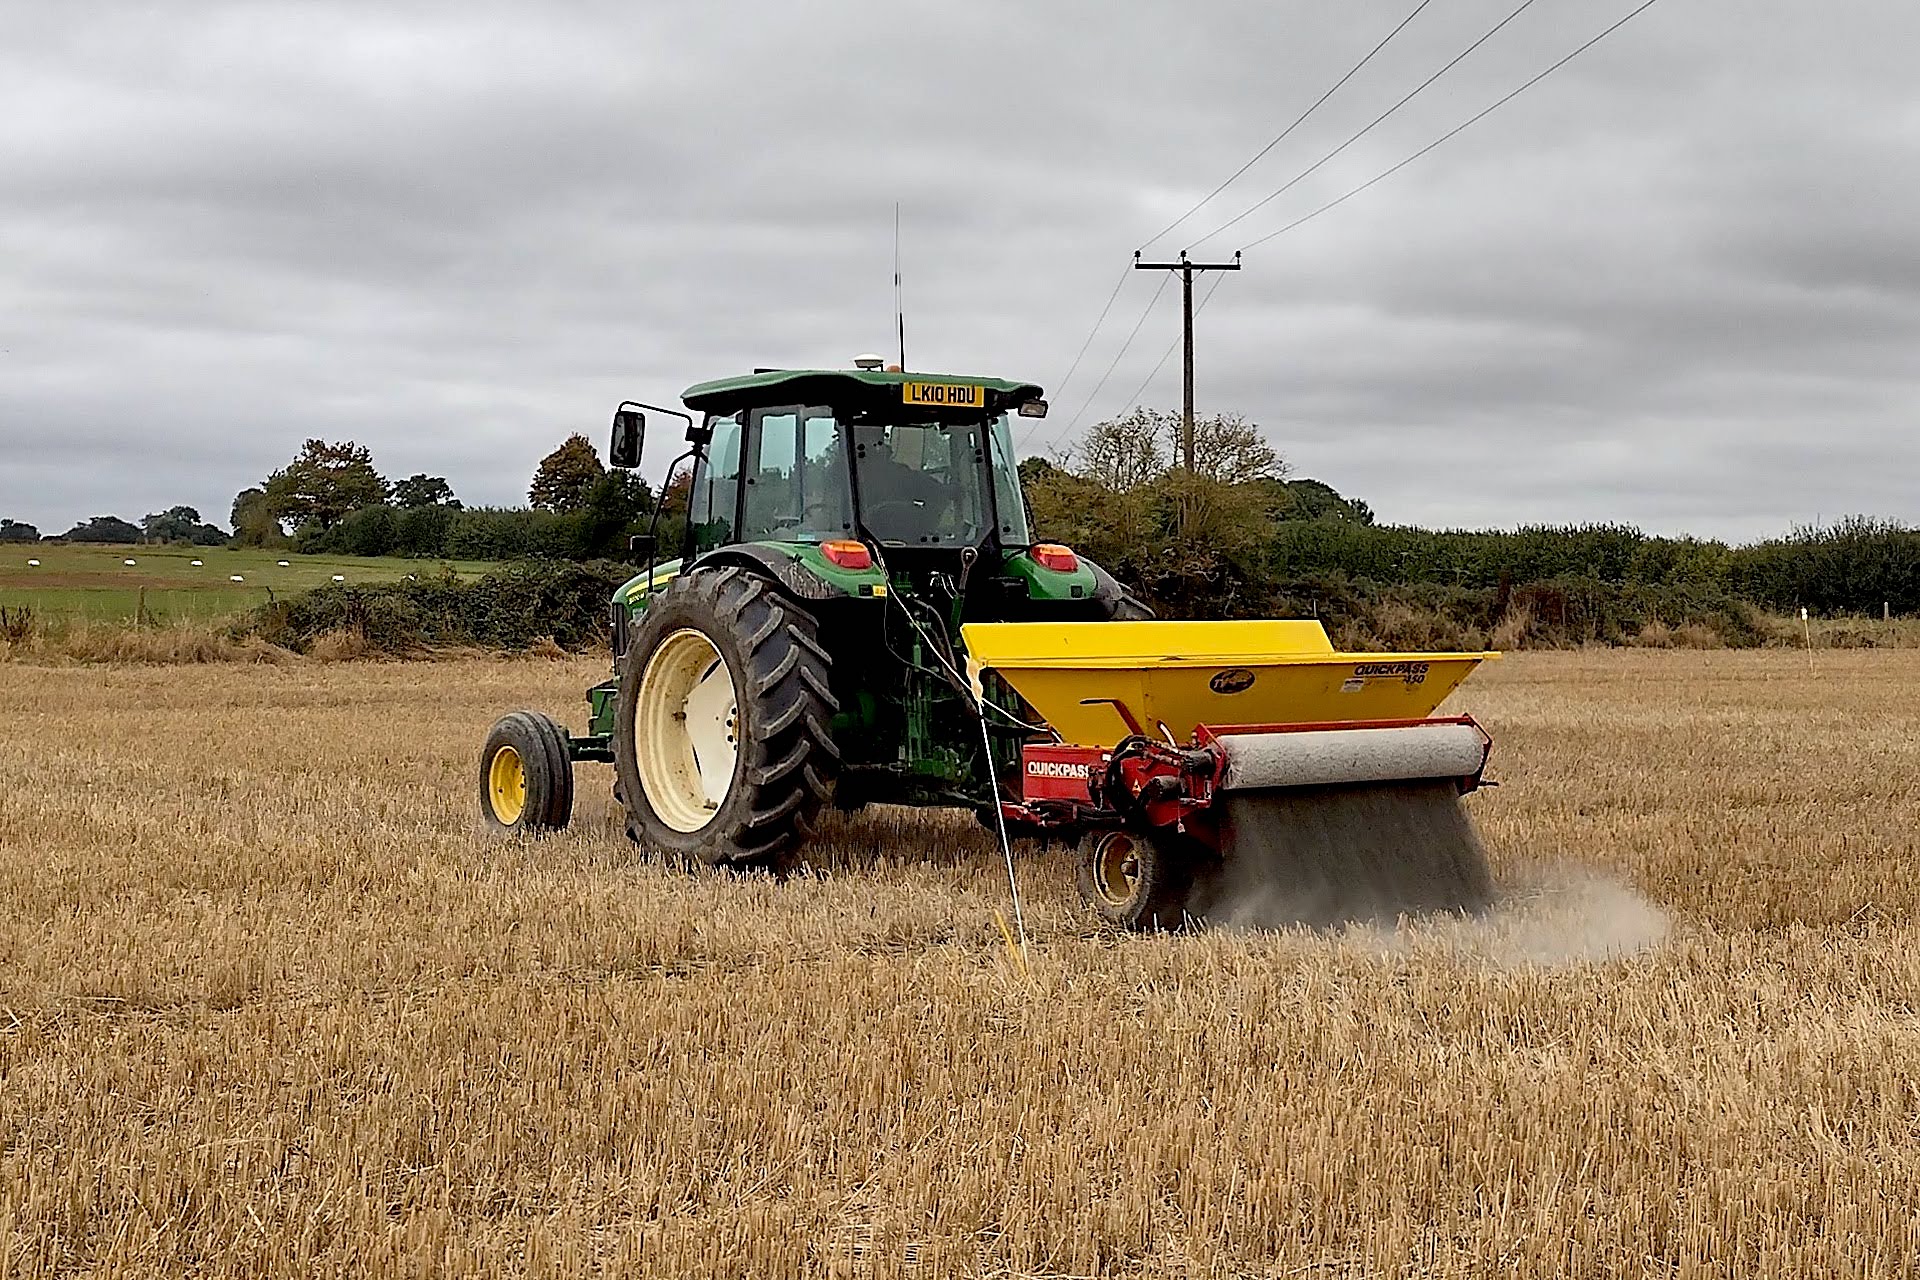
[1801,606,1814,673]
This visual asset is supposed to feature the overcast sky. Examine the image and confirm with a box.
[3,0,1915,541]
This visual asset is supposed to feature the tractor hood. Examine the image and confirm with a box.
[682,369,1043,416]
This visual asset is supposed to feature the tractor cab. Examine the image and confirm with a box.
[673,366,1040,562]
[605,363,1129,627]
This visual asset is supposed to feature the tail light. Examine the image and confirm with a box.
[1031,543,1079,573]
[821,539,873,570]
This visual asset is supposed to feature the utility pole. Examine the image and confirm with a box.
[1133,249,1241,471]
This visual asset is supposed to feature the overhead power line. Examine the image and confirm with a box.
[1044,271,1174,452]
[1026,263,1132,443]
[1118,273,1230,415]
[1137,0,1439,253]
[1133,253,1242,471]
[1184,0,1547,252]
[1043,0,1441,449]
[1238,0,1669,253]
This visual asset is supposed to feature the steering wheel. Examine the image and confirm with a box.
[770,500,850,533]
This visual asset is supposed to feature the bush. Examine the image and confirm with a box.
[245,560,635,654]
[1730,517,1920,616]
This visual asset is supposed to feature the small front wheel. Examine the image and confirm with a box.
[480,711,575,834]
[1076,829,1193,931]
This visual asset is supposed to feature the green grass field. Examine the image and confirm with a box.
[0,544,494,625]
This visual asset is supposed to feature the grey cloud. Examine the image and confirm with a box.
[2,0,1916,541]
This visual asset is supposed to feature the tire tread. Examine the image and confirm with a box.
[614,569,838,872]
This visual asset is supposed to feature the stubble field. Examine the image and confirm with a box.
[2,649,1918,1277]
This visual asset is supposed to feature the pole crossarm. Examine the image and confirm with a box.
[1132,251,1242,471]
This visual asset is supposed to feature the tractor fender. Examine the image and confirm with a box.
[683,546,841,604]
[1084,558,1128,604]
[1082,557,1155,617]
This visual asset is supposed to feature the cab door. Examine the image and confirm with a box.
[687,411,744,554]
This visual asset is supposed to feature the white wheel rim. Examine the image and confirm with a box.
[634,628,739,832]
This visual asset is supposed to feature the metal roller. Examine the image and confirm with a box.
[1214,722,1489,793]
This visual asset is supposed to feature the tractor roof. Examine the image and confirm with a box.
[681,368,1043,414]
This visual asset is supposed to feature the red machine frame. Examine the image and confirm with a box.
[1004,715,1492,850]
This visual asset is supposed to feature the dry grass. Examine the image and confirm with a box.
[1759,613,1920,650]
[0,617,299,665]
[4,651,1920,1276]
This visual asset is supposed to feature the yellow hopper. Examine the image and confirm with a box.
[965,618,1502,932]
[962,619,1496,747]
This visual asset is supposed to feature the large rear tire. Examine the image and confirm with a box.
[614,568,839,872]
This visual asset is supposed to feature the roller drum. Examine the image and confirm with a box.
[1215,722,1487,793]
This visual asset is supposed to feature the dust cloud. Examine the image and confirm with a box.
[1188,783,1496,930]
[1337,865,1672,967]
[1197,864,1672,967]
[1182,783,1670,965]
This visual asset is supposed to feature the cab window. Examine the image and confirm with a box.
[742,405,852,541]
[853,420,989,546]
[689,412,742,552]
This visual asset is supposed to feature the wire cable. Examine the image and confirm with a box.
[977,708,1030,961]
[1037,3,1439,454]
[1038,264,1131,415]
[1037,271,1173,455]
[1238,0,1667,253]
[1115,273,1229,416]
[1138,0,1439,252]
[1184,0,1547,253]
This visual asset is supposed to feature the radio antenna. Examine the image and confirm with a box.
[893,201,907,371]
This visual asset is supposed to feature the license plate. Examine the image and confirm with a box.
[901,381,985,409]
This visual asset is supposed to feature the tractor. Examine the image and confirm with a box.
[481,359,1499,929]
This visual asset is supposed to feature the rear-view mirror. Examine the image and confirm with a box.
[610,408,645,469]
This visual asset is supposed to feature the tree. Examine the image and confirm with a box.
[581,471,657,557]
[141,505,226,545]
[1279,478,1373,525]
[230,487,283,547]
[391,474,460,509]
[0,519,38,543]
[1073,409,1167,491]
[1072,408,1287,490]
[63,515,143,543]
[529,435,606,513]
[394,503,458,556]
[262,440,388,533]
[1181,411,1288,485]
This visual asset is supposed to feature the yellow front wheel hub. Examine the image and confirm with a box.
[488,744,528,826]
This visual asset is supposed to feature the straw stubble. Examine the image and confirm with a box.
[1,650,1918,1276]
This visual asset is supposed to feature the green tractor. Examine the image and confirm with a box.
[480,360,1148,873]
[482,359,1506,929]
